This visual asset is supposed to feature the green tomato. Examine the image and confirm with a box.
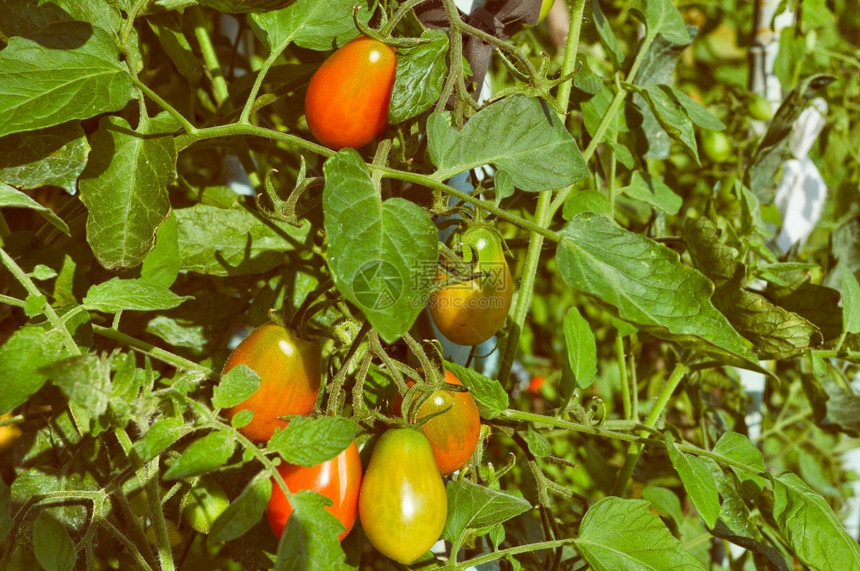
[701,130,731,163]
[358,429,447,564]
[747,94,774,121]
[181,477,230,534]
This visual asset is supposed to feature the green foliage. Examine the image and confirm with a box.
[1,0,859,569]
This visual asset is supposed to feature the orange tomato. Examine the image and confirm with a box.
[222,322,321,442]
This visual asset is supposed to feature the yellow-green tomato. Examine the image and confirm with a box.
[430,225,513,347]
[358,428,448,564]
[181,477,230,534]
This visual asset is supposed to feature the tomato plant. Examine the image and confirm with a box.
[359,429,447,564]
[430,225,513,346]
[304,35,396,150]
[222,322,321,442]
[267,441,362,541]
[397,369,481,475]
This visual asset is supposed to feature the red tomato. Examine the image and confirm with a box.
[267,441,362,541]
[304,36,397,150]
[396,369,481,475]
[222,322,321,442]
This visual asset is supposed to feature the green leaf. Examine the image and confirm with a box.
[250,0,368,51]
[0,22,133,138]
[45,354,111,419]
[0,182,70,236]
[274,491,346,571]
[442,480,531,542]
[562,307,597,390]
[174,203,310,276]
[0,326,71,414]
[664,86,725,130]
[145,316,208,351]
[428,95,588,192]
[618,171,682,215]
[632,0,691,45]
[712,432,766,498]
[268,416,356,467]
[562,189,612,220]
[592,0,625,69]
[841,268,860,334]
[0,123,90,195]
[140,211,181,288]
[746,74,835,199]
[684,217,823,359]
[32,512,76,571]
[664,434,721,529]
[79,115,176,271]
[199,0,297,14]
[51,0,122,34]
[635,85,700,163]
[212,365,261,410]
[134,417,194,463]
[0,0,73,38]
[83,278,191,313]
[575,497,707,570]
[209,472,272,544]
[146,13,202,82]
[641,486,683,526]
[444,361,509,419]
[772,473,860,569]
[525,425,552,459]
[555,213,762,371]
[388,30,449,124]
[164,431,236,480]
[323,149,438,343]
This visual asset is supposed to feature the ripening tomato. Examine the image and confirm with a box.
[222,322,321,442]
[396,370,481,475]
[430,225,513,346]
[267,441,362,541]
[304,36,397,150]
[359,429,447,564]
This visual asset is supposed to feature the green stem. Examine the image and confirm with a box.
[0,247,79,355]
[92,325,213,377]
[239,32,294,124]
[379,0,427,37]
[131,76,197,134]
[191,6,229,106]
[177,126,559,240]
[548,32,653,218]
[115,428,175,571]
[0,293,25,308]
[617,334,631,419]
[440,539,573,570]
[611,362,690,496]
[496,0,585,386]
